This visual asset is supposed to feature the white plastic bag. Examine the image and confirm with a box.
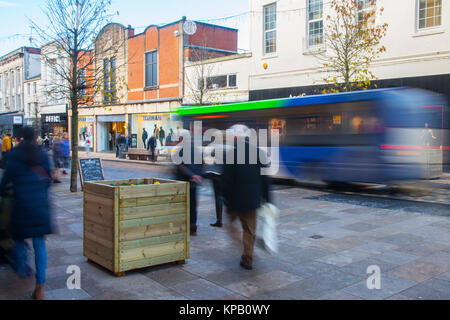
[256,203,279,254]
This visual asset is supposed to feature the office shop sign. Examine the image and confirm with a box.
[45,115,62,123]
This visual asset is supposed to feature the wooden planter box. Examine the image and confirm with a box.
[83,178,190,276]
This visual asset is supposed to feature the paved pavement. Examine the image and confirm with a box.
[1,162,449,300]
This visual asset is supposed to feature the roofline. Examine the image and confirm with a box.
[0,46,41,62]
[128,18,238,40]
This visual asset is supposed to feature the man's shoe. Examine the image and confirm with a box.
[32,284,45,300]
[210,221,223,228]
[240,260,253,270]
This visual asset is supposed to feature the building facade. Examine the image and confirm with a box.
[74,19,238,152]
[0,47,41,136]
[39,41,70,139]
[248,0,450,101]
[23,75,40,128]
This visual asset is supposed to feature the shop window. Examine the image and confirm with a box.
[307,0,324,47]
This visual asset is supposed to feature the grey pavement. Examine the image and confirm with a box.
[0,161,449,300]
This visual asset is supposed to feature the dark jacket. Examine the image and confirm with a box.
[175,142,204,182]
[117,135,126,145]
[147,136,157,150]
[222,141,270,213]
[0,143,53,240]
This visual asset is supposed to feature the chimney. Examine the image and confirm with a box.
[127,25,135,38]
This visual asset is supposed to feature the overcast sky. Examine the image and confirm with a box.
[0,0,250,57]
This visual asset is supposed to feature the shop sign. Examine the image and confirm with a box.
[13,116,23,125]
[143,115,163,121]
[27,120,34,126]
[79,116,95,122]
[45,115,61,123]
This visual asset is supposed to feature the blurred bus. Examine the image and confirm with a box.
[177,88,449,183]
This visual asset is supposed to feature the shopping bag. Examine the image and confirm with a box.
[256,202,279,254]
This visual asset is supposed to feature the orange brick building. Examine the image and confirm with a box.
[75,18,237,152]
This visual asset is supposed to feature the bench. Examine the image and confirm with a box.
[123,148,153,161]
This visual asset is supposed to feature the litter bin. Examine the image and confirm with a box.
[119,144,127,159]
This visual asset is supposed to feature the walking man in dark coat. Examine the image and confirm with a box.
[222,125,270,270]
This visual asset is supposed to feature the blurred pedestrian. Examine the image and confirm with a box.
[175,131,204,236]
[116,133,126,158]
[0,127,54,300]
[142,128,148,149]
[222,125,270,270]
[159,126,165,147]
[147,133,157,162]
[43,135,50,152]
[51,137,62,183]
[85,136,91,156]
[205,130,226,228]
[59,133,70,175]
[1,134,12,169]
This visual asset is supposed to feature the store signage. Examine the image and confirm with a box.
[13,116,23,124]
[79,116,95,122]
[45,115,61,123]
[143,115,162,121]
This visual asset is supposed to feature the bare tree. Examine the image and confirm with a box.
[313,0,388,93]
[30,0,122,192]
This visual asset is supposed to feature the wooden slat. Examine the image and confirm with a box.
[84,221,113,241]
[120,214,186,229]
[84,212,113,228]
[120,233,185,251]
[85,232,114,249]
[120,202,186,220]
[84,182,114,199]
[119,221,186,241]
[119,240,185,263]
[119,183,187,199]
[84,239,113,262]
[119,194,186,208]
[84,249,114,271]
[84,193,115,207]
[120,252,186,272]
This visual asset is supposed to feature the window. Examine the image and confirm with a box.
[79,69,86,96]
[307,0,324,46]
[11,71,14,91]
[33,82,36,94]
[263,3,277,54]
[103,58,110,102]
[27,103,31,116]
[17,94,21,110]
[16,69,20,92]
[110,57,116,102]
[145,51,158,87]
[357,0,376,24]
[201,74,237,90]
[418,0,442,29]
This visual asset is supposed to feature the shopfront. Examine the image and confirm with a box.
[97,115,126,152]
[78,116,95,150]
[131,113,181,149]
[42,113,68,138]
[0,113,23,137]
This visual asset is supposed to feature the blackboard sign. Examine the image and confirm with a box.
[78,158,105,187]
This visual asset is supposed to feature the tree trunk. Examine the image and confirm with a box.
[70,101,78,192]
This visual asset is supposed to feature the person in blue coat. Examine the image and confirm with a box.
[0,127,54,300]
